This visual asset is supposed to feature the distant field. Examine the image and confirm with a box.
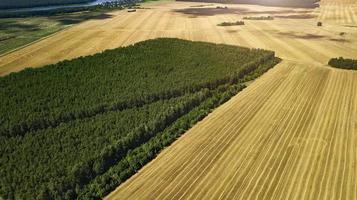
[0,38,279,199]
[0,17,66,55]
[0,0,93,9]
[0,11,118,56]
[1,1,357,76]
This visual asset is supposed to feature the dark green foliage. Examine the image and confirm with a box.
[218,21,245,26]
[328,57,357,70]
[0,38,280,199]
[0,0,93,9]
[78,84,246,199]
[243,16,274,20]
[0,38,274,137]
[0,97,191,199]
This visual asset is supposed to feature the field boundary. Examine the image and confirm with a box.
[0,23,74,58]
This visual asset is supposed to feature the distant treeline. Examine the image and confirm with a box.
[0,0,94,9]
[218,21,244,26]
[0,38,280,199]
[243,16,274,20]
[328,57,357,70]
[177,0,320,8]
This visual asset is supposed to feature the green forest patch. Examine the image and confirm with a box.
[328,57,357,70]
[0,38,280,199]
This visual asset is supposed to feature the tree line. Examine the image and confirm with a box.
[218,21,245,26]
[243,16,274,20]
[78,84,246,199]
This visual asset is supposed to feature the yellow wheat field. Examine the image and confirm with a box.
[0,0,356,199]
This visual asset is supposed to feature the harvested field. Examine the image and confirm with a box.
[106,60,357,200]
[101,1,356,200]
[1,1,357,75]
[1,0,357,199]
[318,3,357,24]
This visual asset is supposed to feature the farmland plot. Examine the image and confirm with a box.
[106,60,357,200]
[1,1,357,75]
[100,1,357,200]
[1,0,357,199]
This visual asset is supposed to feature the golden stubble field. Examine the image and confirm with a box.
[0,0,357,75]
[107,59,357,200]
[1,0,357,199]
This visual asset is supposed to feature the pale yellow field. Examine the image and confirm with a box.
[106,60,357,200]
[0,1,357,75]
[1,1,357,199]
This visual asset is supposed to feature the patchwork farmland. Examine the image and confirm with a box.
[1,1,357,75]
[0,0,356,199]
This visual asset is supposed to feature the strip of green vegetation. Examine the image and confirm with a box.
[0,38,280,200]
[328,57,357,70]
[218,21,245,26]
[79,84,245,199]
[243,16,274,20]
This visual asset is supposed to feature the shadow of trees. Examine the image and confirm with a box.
[0,20,41,31]
[0,12,114,32]
[51,12,114,25]
[175,7,314,17]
